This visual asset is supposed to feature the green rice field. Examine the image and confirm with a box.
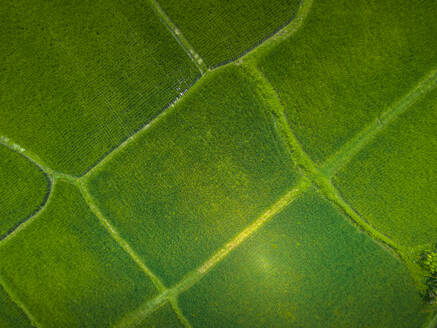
[0,0,436,327]
[0,145,49,237]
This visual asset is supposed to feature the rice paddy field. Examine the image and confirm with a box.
[0,0,436,327]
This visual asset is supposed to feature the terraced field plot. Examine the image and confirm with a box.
[1,0,436,327]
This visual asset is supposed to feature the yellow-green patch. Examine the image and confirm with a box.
[257,0,437,163]
[179,189,426,327]
[0,181,157,327]
[0,145,49,238]
[0,0,199,175]
[87,65,299,286]
[334,89,437,247]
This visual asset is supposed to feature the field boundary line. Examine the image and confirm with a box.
[241,64,321,181]
[79,0,312,181]
[75,180,168,292]
[169,296,193,328]
[0,275,42,328]
[0,135,77,182]
[0,135,54,177]
[322,68,437,177]
[0,180,56,246]
[79,76,199,181]
[316,179,403,252]
[148,0,207,74]
[0,144,54,241]
[242,63,403,251]
[0,136,79,241]
[115,178,310,328]
[236,0,313,67]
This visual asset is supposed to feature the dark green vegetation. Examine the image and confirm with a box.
[0,145,49,237]
[0,182,157,327]
[1,0,436,326]
[179,190,426,328]
[159,0,300,67]
[139,303,184,328]
[0,285,32,328]
[334,90,437,247]
[257,0,437,163]
[0,0,199,175]
[88,65,299,286]
[420,245,437,305]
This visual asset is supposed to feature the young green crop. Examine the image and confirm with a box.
[257,0,437,163]
[334,90,437,247]
[0,182,158,327]
[0,145,49,237]
[159,0,300,67]
[0,0,199,175]
[87,65,299,286]
[179,189,426,328]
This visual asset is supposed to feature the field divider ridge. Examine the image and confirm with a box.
[78,79,195,182]
[235,0,313,67]
[75,180,167,292]
[321,68,437,178]
[115,178,310,328]
[148,0,207,74]
[0,275,43,328]
[79,0,313,182]
[241,62,403,252]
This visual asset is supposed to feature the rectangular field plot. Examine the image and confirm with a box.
[0,145,49,238]
[159,0,300,67]
[334,89,437,247]
[179,189,426,328]
[257,0,437,163]
[0,284,32,328]
[87,65,299,286]
[0,0,199,175]
[0,181,157,327]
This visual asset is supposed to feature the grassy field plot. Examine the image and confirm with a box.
[159,0,300,67]
[88,65,299,286]
[0,284,32,328]
[334,90,437,247]
[0,0,199,175]
[0,145,49,238]
[179,189,426,328]
[139,303,184,328]
[257,0,437,163]
[0,181,158,327]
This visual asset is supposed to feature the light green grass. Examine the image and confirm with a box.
[0,0,199,175]
[139,303,184,328]
[0,181,158,327]
[0,284,32,328]
[257,0,437,163]
[158,0,300,67]
[179,189,427,328]
[0,145,49,238]
[334,89,437,247]
[87,65,299,286]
